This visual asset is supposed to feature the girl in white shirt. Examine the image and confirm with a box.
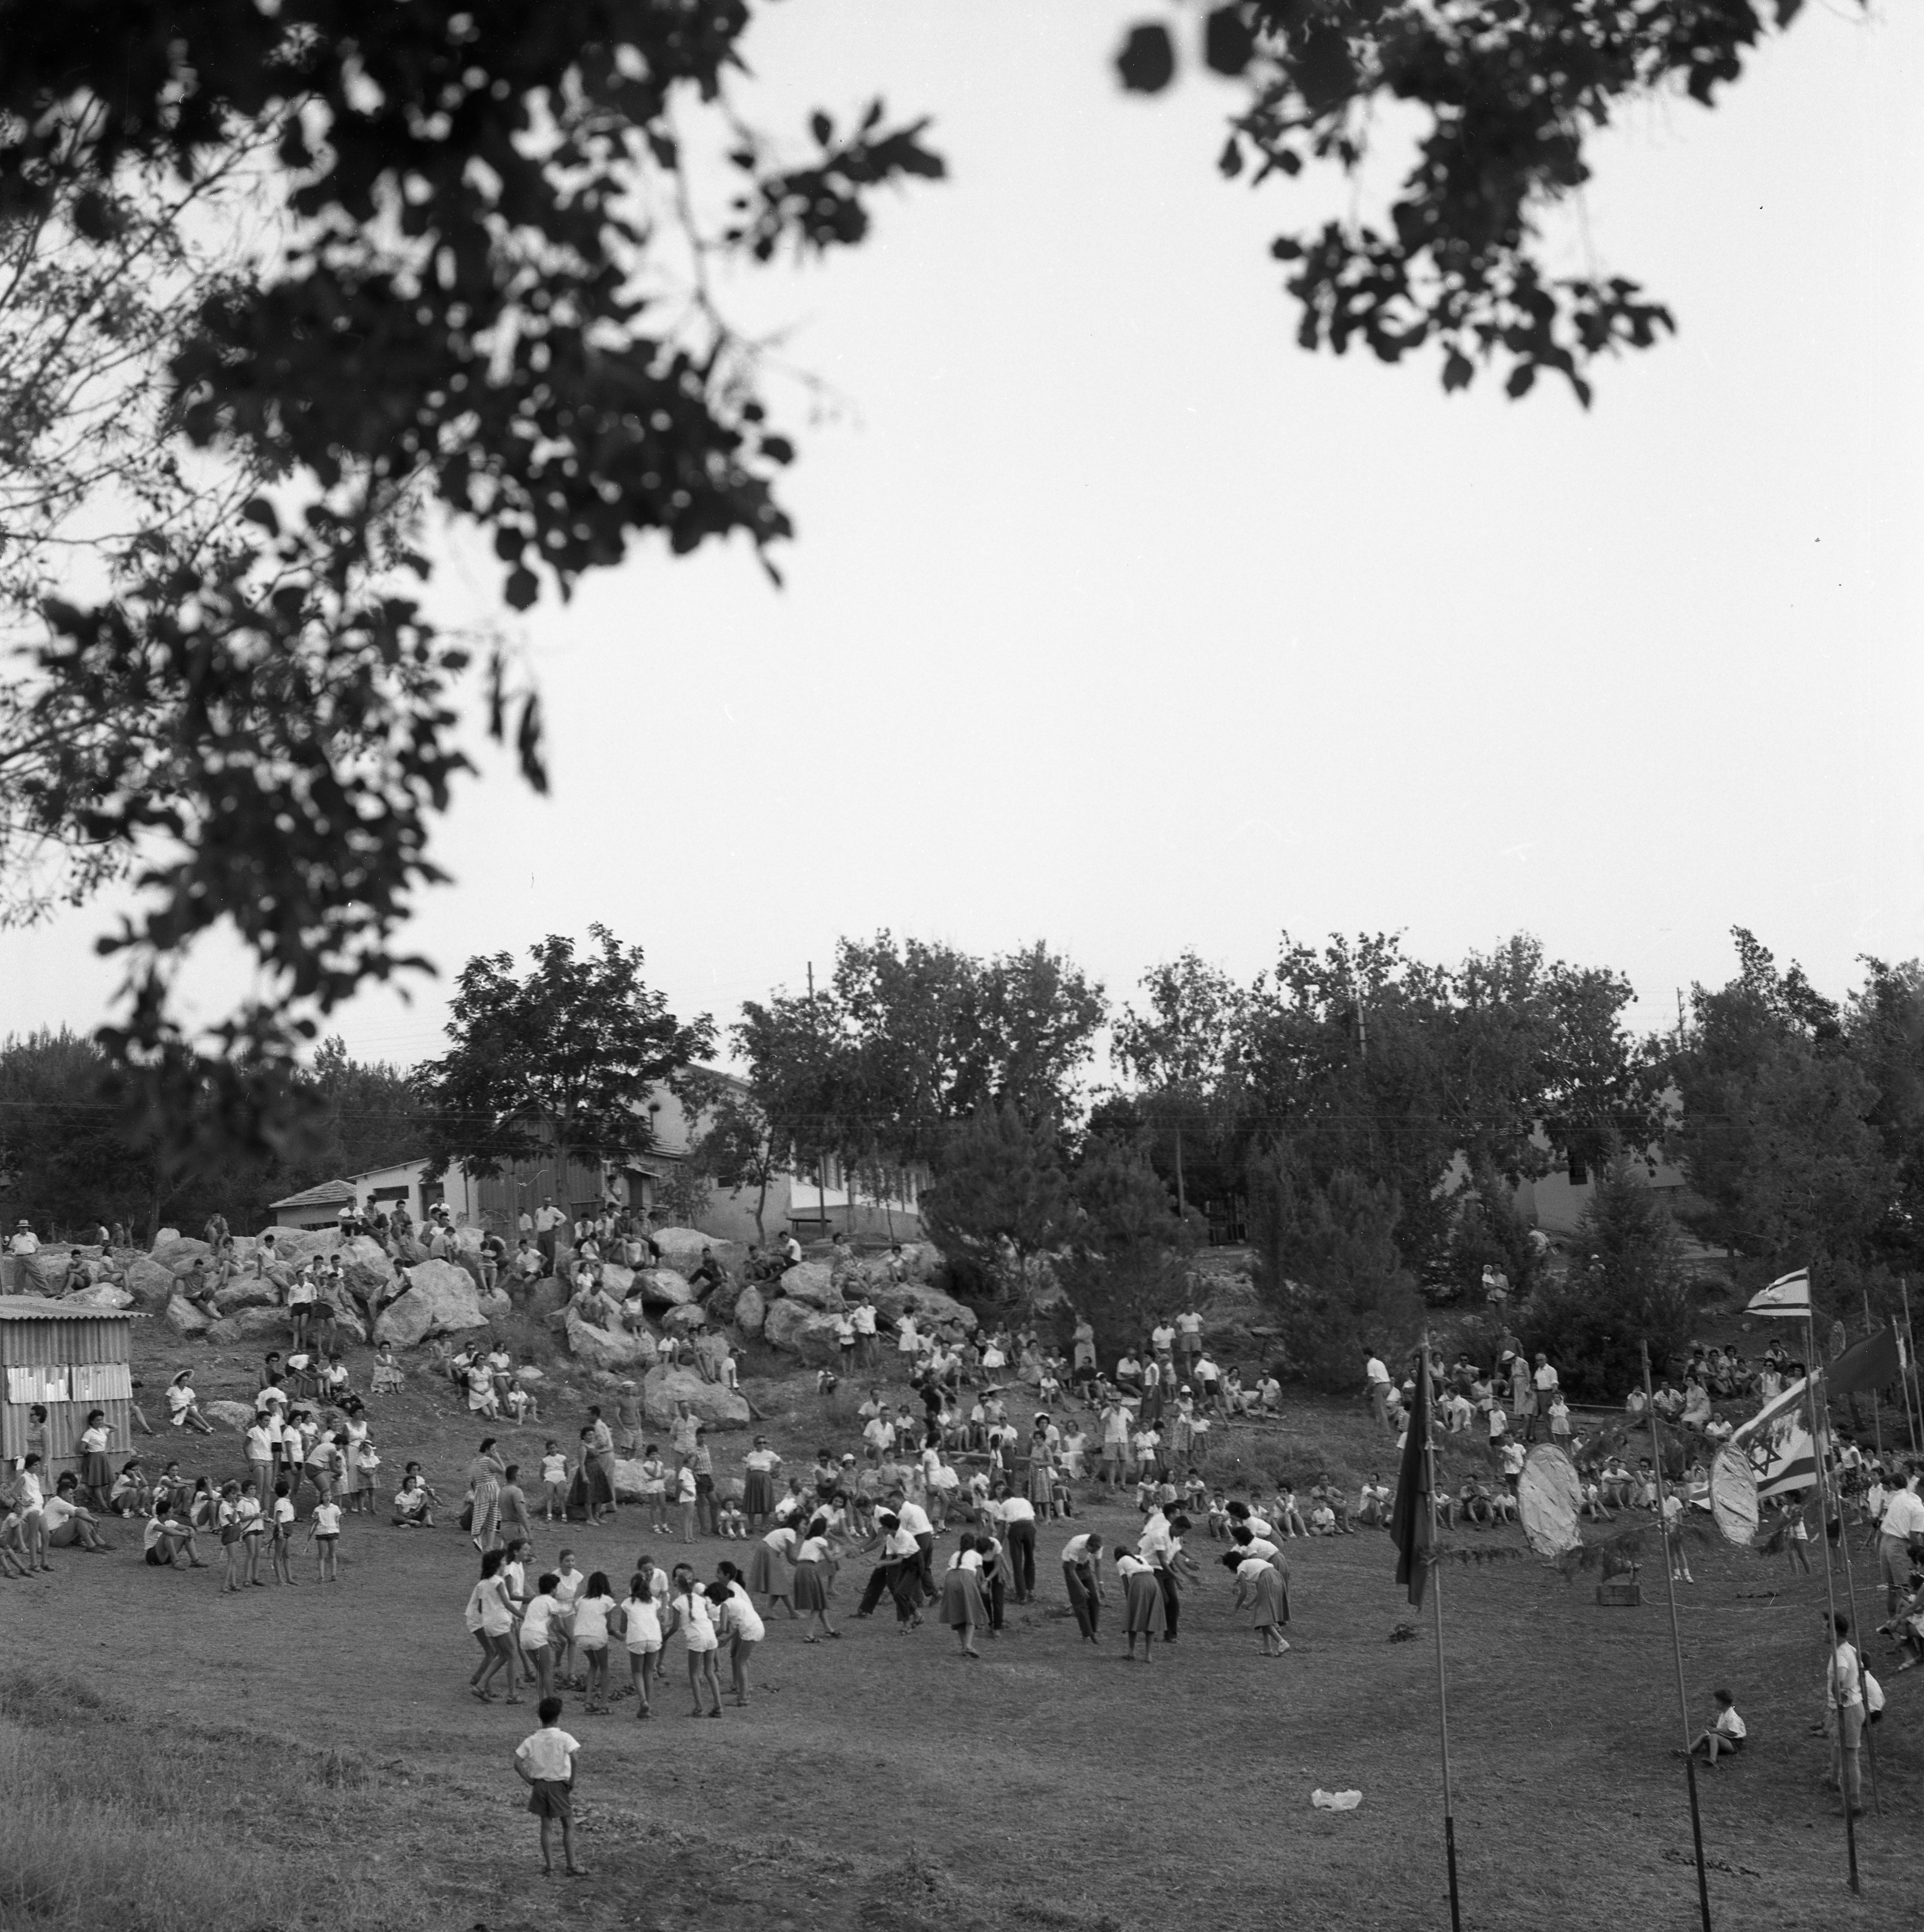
[791,1518,840,1644]
[466,1549,522,1704]
[618,1572,664,1718]
[571,1571,618,1714]
[270,1480,297,1585]
[664,1563,724,1718]
[713,1563,766,1706]
[237,1478,266,1587]
[747,1520,798,1618]
[12,1456,49,1572]
[520,1571,563,1703]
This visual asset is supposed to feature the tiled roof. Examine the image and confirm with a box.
[268,1179,359,1210]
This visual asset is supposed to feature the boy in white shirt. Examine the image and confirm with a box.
[1686,1688,1746,1767]
[513,1696,584,1876]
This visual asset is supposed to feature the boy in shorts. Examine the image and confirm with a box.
[513,1696,584,1876]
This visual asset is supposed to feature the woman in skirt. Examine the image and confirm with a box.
[1117,1544,1166,1663]
[939,1533,988,1659]
[464,1437,506,1552]
[742,1438,782,1533]
[745,1519,799,1618]
[1026,1425,1057,1518]
[791,1516,841,1643]
[1229,1549,1291,1654]
[76,1410,114,1512]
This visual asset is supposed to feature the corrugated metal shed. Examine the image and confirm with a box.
[1,1298,136,1481]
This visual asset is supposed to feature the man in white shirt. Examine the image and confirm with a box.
[855,1512,925,1623]
[8,1219,39,1256]
[1150,1319,1176,1365]
[1528,1354,1560,1443]
[851,1296,879,1368]
[999,1491,1038,1602]
[533,1197,567,1271]
[1364,1350,1392,1428]
[1061,1530,1105,1641]
[1174,1307,1203,1370]
[892,1493,935,1599]
[1876,1474,1924,1613]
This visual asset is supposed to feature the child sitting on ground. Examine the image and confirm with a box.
[716,1498,747,1539]
[1686,1688,1745,1766]
[370,1344,406,1396]
[504,1376,539,1424]
[1273,1487,1307,1539]
[1206,1492,1230,1540]
[1183,1471,1208,1518]
[540,1441,570,1524]
[1135,1470,1160,1515]
[1308,1501,1338,1535]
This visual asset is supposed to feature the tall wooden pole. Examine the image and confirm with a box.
[1419,1333,1463,1932]
[1806,1312,1860,1891]
[1901,1279,1922,1458]
[1643,1344,1712,1932]
[1863,1292,1884,1470]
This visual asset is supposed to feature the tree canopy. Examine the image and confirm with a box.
[0,0,1837,1154]
[415,925,713,1182]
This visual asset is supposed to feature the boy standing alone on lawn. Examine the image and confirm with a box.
[514,1696,586,1876]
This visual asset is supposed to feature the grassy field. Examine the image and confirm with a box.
[3,1319,1920,1932]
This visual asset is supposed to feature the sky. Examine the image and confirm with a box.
[2,0,1920,1076]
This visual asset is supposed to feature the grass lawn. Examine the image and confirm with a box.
[3,1322,1919,1932]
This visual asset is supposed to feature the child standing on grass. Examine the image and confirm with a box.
[350,1436,381,1515]
[1778,1500,1812,1574]
[513,1697,584,1877]
[310,1494,343,1581]
[270,1480,297,1584]
[573,1571,618,1715]
[521,1572,562,1703]
[217,1480,245,1593]
[540,1441,568,1523]
[620,1571,662,1718]
[664,1562,724,1718]
[676,1462,698,1544]
[238,1477,266,1586]
[638,1445,668,1533]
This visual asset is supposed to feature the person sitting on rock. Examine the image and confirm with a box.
[689,1247,727,1295]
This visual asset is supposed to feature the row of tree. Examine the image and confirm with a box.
[10,922,1921,1400]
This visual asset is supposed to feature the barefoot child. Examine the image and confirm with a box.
[638,1445,668,1534]
[573,1571,618,1714]
[270,1480,297,1584]
[620,1571,663,1718]
[520,1571,562,1702]
[513,1697,584,1876]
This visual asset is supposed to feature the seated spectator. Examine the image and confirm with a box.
[143,1498,205,1567]
[43,1474,111,1552]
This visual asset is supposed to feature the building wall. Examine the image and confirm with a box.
[0,1313,134,1480]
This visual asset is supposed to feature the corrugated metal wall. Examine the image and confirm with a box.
[0,1315,134,1479]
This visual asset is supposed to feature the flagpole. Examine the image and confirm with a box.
[1863,1292,1884,1470]
[1419,1333,1463,1932]
[1806,1309,1860,1892]
[1901,1278,1921,1458]
[1643,1343,1712,1932]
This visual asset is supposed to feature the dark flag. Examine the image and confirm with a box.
[1390,1354,1433,1609]
[1828,1325,1902,1398]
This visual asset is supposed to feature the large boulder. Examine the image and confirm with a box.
[562,1306,654,1374]
[521,1275,568,1323]
[661,1303,708,1335]
[21,1250,72,1296]
[706,1278,742,1325]
[393,1234,429,1268]
[642,1364,750,1432]
[734,1283,766,1338]
[64,1281,133,1310]
[867,1281,978,1335]
[214,1278,279,1315]
[124,1256,178,1312]
[777,1261,841,1311]
[372,1259,489,1349]
[208,1306,290,1345]
[651,1228,745,1280]
[598,1262,636,1301]
[204,1399,256,1432]
[612,1457,653,1502]
[762,1300,843,1364]
[269,1228,341,1266]
[478,1287,513,1322]
[634,1267,696,1309]
[317,1290,368,1345]
[164,1295,211,1338]
[151,1236,212,1272]
[339,1236,397,1311]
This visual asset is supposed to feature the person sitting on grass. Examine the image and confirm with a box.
[393,1468,437,1529]
[513,1695,585,1877]
[143,1496,206,1568]
[166,1370,214,1434]
[110,1458,153,1518]
[42,1472,111,1553]
[1356,1475,1392,1528]
[1271,1487,1307,1539]
[1683,1688,1746,1767]
[1310,1478,1353,1533]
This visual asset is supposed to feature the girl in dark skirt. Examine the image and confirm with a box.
[742,1439,782,1531]
[1117,1547,1166,1662]
[791,1517,840,1643]
[939,1533,988,1659]
[1228,1550,1291,1654]
[77,1410,114,1511]
[746,1521,799,1617]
